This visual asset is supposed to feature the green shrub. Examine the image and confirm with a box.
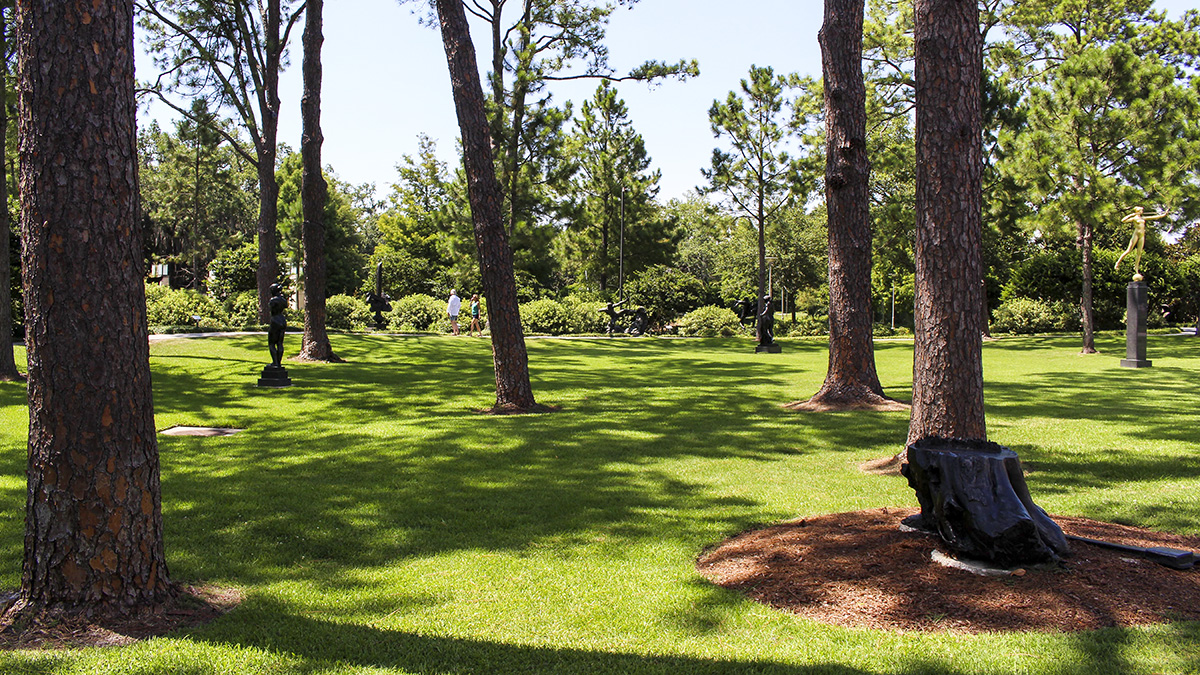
[145,283,226,329]
[207,241,259,301]
[520,298,572,335]
[363,245,436,299]
[387,294,448,332]
[778,312,828,337]
[998,247,1185,330]
[325,294,371,331]
[991,298,1079,335]
[561,296,608,334]
[623,265,715,324]
[676,305,741,337]
[222,290,260,328]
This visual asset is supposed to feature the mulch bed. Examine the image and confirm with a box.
[0,584,242,650]
[697,507,1200,633]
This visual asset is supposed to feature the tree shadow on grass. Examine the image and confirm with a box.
[148,336,914,591]
[200,610,862,674]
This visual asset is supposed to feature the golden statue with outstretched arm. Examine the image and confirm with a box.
[1115,206,1168,281]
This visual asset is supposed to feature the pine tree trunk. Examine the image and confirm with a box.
[1078,220,1097,354]
[0,4,19,382]
[807,0,890,408]
[297,0,338,363]
[907,0,986,445]
[14,0,172,618]
[436,0,537,411]
[256,0,284,323]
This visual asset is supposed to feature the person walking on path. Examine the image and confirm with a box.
[469,294,482,337]
[447,289,462,335]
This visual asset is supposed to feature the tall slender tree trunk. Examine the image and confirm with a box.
[13,0,172,619]
[907,0,986,445]
[505,9,532,239]
[297,0,337,363]
[600,192,609,291]
[436,0,537,411]
[1077,219,1097,354]
[0,4,20,382]
[256,0,284,323]
[804,0,892,409]
[756,197,766,319]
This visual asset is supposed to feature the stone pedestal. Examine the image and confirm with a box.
[1121,281,1152,368]
[901,438,1070,567]
[257,364,292,388]
[755,344,781,354]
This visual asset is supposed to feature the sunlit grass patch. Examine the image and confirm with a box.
[0,332,1196,673]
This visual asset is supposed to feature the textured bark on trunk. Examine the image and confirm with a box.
[907,0,987,445]
[436,0,537,411]
[255,0,284,323]
[0,4,19,381]
[807,0,891,408]
[297,0,338,363]
[1078,220,1097,354]
[980,279,992,339]
[15,0,172,617]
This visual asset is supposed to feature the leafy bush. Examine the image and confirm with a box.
[222,290,260,328]
[778,312,828,337]
[207,241,259,301]
[677,305,741,337]
[387,294,448,332]
[991,298,1080,335]
[561,296,608,334]
[364,245,436,299]
[144,283,226,329]
[520,298,572,335]
[623,264,715,324]
[998,247,1184,330]
[325,294,372,331]
[514,269,550,304]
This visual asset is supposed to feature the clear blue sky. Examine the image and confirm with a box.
[135,0,1198,203]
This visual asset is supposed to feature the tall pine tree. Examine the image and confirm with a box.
[12,0,173,621]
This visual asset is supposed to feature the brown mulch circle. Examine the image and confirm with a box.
[783,399,911,413]
[0,584,243,650]
[477,403,563,415]
[697,508,1200,634]
[857,456,904,476]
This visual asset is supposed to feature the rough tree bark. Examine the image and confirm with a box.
[12,0,172,619]
[800,0,896,411]
[297,0,338,363]
[1077,218,1097,354]
[907,0,987,445]
[0,3,20,382]
[435,0,537,411]
[255,0,284,323]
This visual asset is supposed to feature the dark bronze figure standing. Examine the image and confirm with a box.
[755,295,781,353]
[365,262,392,330]
[259,283,293,387]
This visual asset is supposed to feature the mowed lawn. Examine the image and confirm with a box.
[0,332,1196,674]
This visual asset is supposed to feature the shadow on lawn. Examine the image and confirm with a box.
[207,608,868,674]
[152,336,866,586]
[194,607,1194,675]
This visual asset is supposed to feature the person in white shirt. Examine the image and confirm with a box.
[447,289,462,335]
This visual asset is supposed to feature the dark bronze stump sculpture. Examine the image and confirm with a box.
[901,437,1070,567]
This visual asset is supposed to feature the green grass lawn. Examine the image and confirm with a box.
[0,332,1197,674]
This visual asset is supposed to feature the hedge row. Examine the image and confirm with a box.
[146,283,918,339]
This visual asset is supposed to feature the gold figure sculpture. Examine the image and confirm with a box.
[1114,206,1168,281]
